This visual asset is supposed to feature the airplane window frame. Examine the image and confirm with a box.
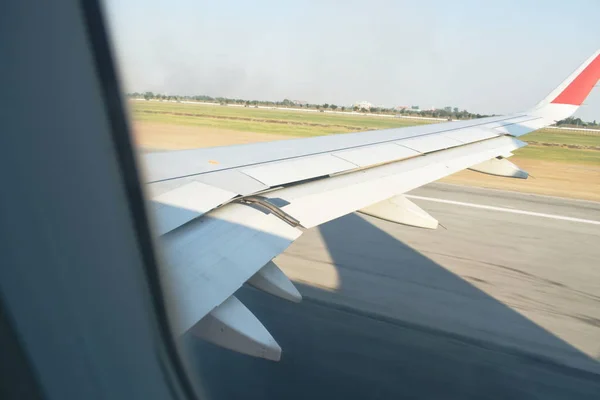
[0,0,201,399]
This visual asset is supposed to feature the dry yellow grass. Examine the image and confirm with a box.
[133,121,600,201]
[132,121,293,150]
[441,158,600,202]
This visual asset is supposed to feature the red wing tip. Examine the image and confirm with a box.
[551,52,600,105]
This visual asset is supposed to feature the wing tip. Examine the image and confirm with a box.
[549,50,600,106]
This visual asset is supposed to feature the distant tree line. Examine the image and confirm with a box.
[127,92,490,120]
[393,106,489,120]
[126,92,597,126]
[555,116,598,128]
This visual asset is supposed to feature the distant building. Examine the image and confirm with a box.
[394,105,409,111]
[354,101,372,110]
[293,100,308,106]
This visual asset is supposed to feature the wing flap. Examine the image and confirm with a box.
[265,136,525,228]
[161,203,302,335]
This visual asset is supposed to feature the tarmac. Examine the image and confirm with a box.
[184,183,600,399]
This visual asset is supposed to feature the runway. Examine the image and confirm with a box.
[184,183,600,399]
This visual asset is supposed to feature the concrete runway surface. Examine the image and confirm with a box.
[184,183,600,399]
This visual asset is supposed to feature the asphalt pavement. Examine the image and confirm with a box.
[184,183,600,399]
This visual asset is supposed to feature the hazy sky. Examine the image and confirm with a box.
[104,0,600,121]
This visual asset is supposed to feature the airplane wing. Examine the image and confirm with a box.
[142,50,600,361]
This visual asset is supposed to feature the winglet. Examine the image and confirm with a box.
[532,50,600,121]
[550,50,600,106]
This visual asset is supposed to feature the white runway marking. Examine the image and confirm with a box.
[406,195,600,226]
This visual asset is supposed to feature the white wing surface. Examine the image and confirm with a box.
[143,50,600,361]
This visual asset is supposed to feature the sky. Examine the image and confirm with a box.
[103,0,600,121]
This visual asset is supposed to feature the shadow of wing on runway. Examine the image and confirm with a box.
[183,212,600,400]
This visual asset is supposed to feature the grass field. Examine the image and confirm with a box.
[131,101,435,135]
[520,129,600,148]
[513,145,600,164]
[130,100,600,200]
